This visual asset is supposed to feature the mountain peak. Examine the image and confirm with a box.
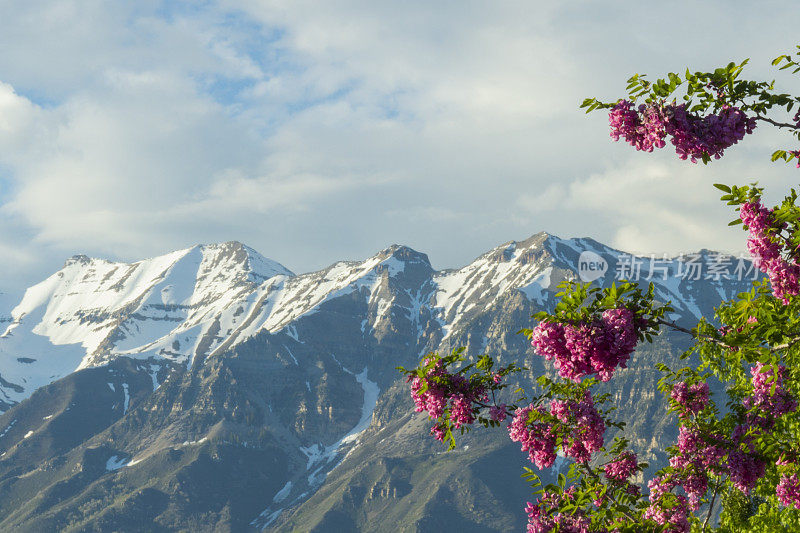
[63,254,95,268]
[478,232,554,265]
[516,231,553,248]
[376,244,431,267]
[507,233,614,256]
[196,241,294,280]
[489,232,553,257]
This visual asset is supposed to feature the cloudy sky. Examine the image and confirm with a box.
[0,0,798,294]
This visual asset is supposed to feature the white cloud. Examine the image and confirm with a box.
[0,0,799,292]
[517,153,794,256]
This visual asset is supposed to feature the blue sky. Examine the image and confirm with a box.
[0,0,799,293]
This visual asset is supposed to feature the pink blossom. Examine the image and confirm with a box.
[489,404,507,422]
[670,381,710,415]
[740,199,800,303]
[604,451,638,482]
[409,357,488,437]
[728,450,765,494]
[530,308,640,382]
[609,100,756,163]
[644,481,690,533]
[744,363,797,420]
[554,392,606,463]
[777,473,800,509]
[508,404,557,469]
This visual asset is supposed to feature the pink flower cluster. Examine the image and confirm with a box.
[740,199,800,303]
[726,363,797,494]
[489,404,508,422]
[530,308,639,382]
[670,381,710,415]
[550,392,606,463]
[604,451,639,482]
[665,104,756,162]
[645,425,727,530]
[609,100,666,152]
[674,427,725,505]
[777,473,800,509]
[410,359,449,419]
[409,358,487,440]
[508,392,606,468]
[659,363,799,503]
[744,363,797,420]
[643,492,690,533]
[657,366,795,507]
[525,489,595,533]
[507,404,558,469]
[609,100,755,163]
[727,434,765,494]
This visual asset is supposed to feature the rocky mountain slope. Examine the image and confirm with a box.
[0,234,754,531]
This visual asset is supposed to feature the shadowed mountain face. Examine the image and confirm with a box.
[0,234,754,531]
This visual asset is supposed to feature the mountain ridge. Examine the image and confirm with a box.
[0,232,754,411]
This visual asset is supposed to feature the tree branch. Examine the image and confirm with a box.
[702,476,722,531]
[655,319,731,349]
[754,115,800,130]
[656,318,800,353]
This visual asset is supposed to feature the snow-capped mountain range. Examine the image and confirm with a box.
[0,233,753,412]
[0,232,759,531]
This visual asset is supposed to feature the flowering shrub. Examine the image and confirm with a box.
[401,46,800,532]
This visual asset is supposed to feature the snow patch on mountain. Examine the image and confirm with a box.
[106,455,128,471]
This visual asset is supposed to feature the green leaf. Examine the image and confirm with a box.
[772,55,789,66]
[772,150,788,162]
